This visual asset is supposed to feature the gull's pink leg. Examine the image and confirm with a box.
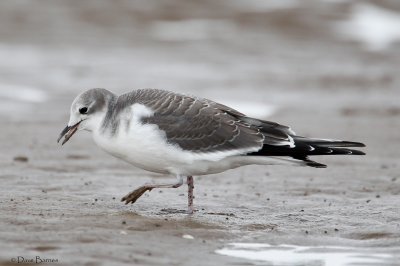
[187,176,194,214]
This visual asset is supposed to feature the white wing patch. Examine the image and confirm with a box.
[131,103,154,119]
[288,135,295,148]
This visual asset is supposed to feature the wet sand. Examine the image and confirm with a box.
[1,1,400,265]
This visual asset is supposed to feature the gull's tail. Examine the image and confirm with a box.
[249,137,366,168]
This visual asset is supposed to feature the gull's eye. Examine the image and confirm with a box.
[79,107,88,114]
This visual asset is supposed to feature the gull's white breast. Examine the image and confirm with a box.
[92,104,185,174]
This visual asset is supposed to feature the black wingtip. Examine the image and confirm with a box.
[307,162,327,168]
[342,141,366,148]
[304,160,327,168]
[349,150,366,155]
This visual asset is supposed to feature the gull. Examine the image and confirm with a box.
[58,88,365,214]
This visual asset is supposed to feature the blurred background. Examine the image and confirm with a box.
[0,0,399,119]
[1,1,400,265]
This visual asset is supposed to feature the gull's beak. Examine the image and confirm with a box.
[57,121,81,145]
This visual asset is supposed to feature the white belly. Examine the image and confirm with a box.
[93,123,186,174]
[93,126,301,176]
[91,104,301,176]
[92,122,258,175]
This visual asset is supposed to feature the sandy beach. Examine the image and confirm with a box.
[0,1,399,265]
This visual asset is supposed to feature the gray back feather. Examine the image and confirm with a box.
[104,89,294,154]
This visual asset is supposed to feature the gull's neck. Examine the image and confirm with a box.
[85,93,118,134]
[98,94,120,137]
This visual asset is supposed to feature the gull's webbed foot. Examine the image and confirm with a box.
[121,185,153,204]
[121,175,184,205]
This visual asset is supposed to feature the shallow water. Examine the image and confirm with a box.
[216,243,396,266]
[335,4,400,51]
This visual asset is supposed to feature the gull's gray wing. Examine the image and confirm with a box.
[118,89,295,154]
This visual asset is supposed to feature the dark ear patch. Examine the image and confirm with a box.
[79,107,88,114]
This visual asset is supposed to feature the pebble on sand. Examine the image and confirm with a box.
[13,156,29,162]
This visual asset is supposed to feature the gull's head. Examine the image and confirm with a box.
[58,88,115,145]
